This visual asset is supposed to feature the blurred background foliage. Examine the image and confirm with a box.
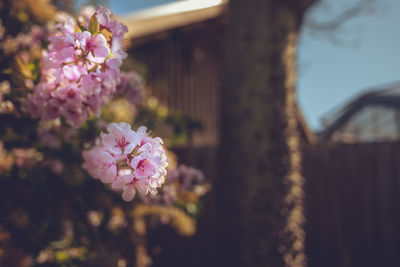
[0,0,209,266]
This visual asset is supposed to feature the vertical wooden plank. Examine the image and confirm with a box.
[361,143,376,267]
[376,142,395,267]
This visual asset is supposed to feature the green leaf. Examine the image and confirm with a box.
[78,24,87,33]
[88,14,99,34]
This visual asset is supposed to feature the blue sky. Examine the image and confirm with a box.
[109,0,400,130]
[109,0,175,13]
[298,0,400,130]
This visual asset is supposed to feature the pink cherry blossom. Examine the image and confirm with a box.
[82,147,117,183]
[141,164,206,206]
[131,154,156,179]
[25,6,128,128]
[116,71,143,105]
[101,122,138,155]
[82,122,168,201]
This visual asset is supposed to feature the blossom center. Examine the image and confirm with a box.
[136,159,148,171]
[116,136,127,148]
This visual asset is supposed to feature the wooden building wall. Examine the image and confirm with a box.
[128,18,225,146]
[126,10,400,267]
[303,142,400,267]
[126,16,316,267]
[127,19,225,267]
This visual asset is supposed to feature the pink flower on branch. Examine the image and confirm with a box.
[116,71,144,105]
[82,122,168,201]
[25,6,128,128]
[101,122,138,155]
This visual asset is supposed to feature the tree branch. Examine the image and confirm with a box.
[304,0,378,32]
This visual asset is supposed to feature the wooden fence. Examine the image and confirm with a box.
[303,142,400,267]
[147,141,400,267]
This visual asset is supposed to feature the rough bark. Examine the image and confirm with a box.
[217,1,315,267]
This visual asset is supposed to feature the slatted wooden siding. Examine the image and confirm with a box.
[129,22,223,264]
[303,142,400,267]
[129,19,224,146]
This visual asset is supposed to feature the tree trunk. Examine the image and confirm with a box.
[218,1,315,267]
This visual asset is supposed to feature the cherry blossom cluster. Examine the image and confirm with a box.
[82,122,168,201]
[115,71,143,105]
[144,164,207,206]
[167,164,205,191]
[26,6,128,127]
